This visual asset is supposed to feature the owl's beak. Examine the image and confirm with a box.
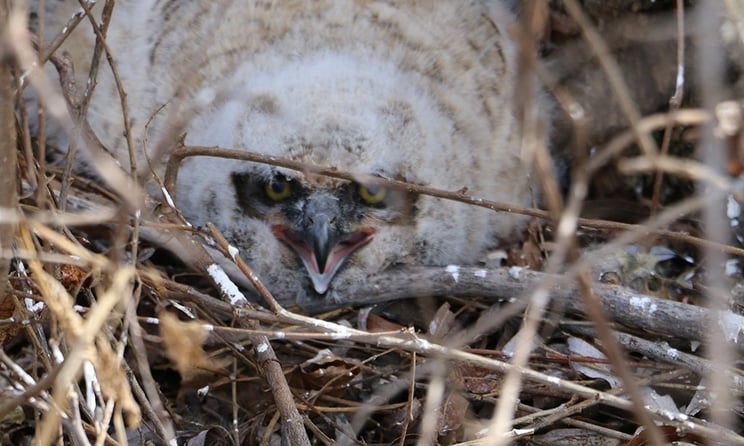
[272,216,375,294]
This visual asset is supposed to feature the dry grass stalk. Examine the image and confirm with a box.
[1,1,744,445]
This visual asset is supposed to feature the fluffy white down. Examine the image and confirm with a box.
[45,0,539,299]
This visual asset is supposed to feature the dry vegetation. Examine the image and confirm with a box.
[2,0,744,445]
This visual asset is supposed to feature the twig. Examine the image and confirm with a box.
[10,7,144,212]
[0,1,18,308]
[38,1,96,64]
[650,0,686,215]
[575,269,664,445]
[164,145,548,219]
[586,108,710,175]
[125,294,177,444]
[163,144,744,258]
[205,224,311,446]
[619,155,732,191]
[561,0,660,163]
[205,222,283,313]
[696,1,739,434]
[398,351,416,446]
[569,325,744,393]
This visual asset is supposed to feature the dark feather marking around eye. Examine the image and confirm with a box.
[231,171,266,216]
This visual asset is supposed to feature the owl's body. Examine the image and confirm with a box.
[44,0,536,299]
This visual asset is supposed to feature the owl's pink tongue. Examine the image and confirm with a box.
[273,225,375,294]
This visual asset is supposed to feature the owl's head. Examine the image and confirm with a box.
[172,49,528,297]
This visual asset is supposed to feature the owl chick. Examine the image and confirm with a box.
[43,1,538,299]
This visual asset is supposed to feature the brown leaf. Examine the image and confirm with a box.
[428,303,455,339]
[363,311,405,332]
[296,348,359,393]
[507,221,544,269]
[58,263,90,293]
[159,311,223,385]
[94,336,142,426]
[626,425,706,446]
[0,293,20,347]
[438,391,468,434]
[531,428,622,446]
[456,363,502,395]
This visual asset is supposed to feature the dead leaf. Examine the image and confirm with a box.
[363,311,405,332]
[58,263,90,293]
[428,303,455,339]
[159,311,225,385]
[0,292,20,347]
[296,348,359,393]
[626,425,706,446]
[439,391,468,434]
[456,363,502,395]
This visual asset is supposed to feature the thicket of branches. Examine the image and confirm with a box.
[1,1,743,445]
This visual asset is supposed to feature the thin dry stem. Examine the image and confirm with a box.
[206,223,311,446]
[0,1,17,306]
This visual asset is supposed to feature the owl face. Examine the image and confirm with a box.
[228,168,415,294]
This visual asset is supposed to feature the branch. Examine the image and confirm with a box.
[283,265,744,350]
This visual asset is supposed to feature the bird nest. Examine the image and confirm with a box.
[2,1,744,445]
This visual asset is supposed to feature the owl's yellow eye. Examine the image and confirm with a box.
[264,177,293,201]
[358,183,387,204]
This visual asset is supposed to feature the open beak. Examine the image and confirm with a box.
[272,196,375,294]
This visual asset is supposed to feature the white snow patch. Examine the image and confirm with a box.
[676,64,685,91]
[83,361,98,414]
[228,244,240,260]
[726,259,740,277]
[162,187,176,208]
[429,319,438,335]
[52,343,64,364]
[255,342,269,353]
[414,337,433,350]
[728,195,741,220]
[666,347,679,360]
[24,298,45,313]
[507,266,524,280]
[446,265,460,283]
[474,269,487,278]
[331,331,352,340]
[207,263,248,305]
[629,296,657,315]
